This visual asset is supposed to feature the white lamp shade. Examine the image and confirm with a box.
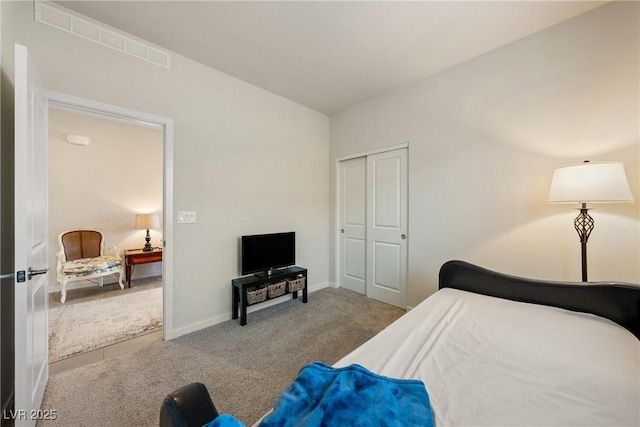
[135,213,161,230]
[548,161,634,203]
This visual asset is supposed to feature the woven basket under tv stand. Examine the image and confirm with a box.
[231,266,307,326]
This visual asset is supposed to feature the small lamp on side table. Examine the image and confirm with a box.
[135,213,161,251]
[548,160,633,282]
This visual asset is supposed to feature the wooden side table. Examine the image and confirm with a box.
[124,248,162,287]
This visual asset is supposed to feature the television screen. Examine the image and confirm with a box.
[241,232,295,275]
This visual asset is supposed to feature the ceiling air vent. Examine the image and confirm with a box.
[34,1,170,69]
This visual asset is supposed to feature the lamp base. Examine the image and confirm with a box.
[143,229,153,251]
[574,203,594,282]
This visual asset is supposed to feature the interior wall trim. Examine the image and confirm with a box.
[335,141,409,162]
[46,90,176,340]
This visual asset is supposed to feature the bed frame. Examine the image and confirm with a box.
[160,260,640,427]
[439,260,640,339]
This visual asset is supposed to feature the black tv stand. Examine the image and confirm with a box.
[231,266,307,326]
[254,267,291,278]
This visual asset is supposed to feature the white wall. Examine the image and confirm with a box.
[11,2,330,334]
[48,108,163,291]
[330,2,640,306]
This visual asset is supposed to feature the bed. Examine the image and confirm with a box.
[160,260,640,427]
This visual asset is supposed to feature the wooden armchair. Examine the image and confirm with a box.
[56,230,124,303]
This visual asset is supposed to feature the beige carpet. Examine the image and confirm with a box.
[48,287,163,362]
[39,287,404,426]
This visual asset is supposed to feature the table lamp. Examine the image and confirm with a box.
[548,160,633,282]
[135,213,160,251]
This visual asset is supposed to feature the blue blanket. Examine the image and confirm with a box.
[205,362,434,427]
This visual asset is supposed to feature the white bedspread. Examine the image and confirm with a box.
[335,288,640,426]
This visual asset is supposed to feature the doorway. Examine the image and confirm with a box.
[337,146,408,309]
[46,91,174,371]
[46,106,162,369]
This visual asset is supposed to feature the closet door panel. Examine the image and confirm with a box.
[367,148,407,308]
[339,157,366,294]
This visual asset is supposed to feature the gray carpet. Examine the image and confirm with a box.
[38,287,404,426]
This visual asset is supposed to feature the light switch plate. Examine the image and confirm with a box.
[177,211,196,223]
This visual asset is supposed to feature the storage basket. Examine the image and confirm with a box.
[286,277,306,293]
[268,281,287,298]
[246,286,268,305]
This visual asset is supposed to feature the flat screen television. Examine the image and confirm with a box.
[241,232,295,276]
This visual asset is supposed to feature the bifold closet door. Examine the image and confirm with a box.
[338,157,367,294]
[366,148,408,309]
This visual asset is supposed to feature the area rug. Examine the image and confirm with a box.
[49,287,162,362]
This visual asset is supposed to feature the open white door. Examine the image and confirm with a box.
[14,43,49,426]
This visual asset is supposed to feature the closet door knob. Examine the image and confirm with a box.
[340,229,345,233]
[401,234,406,240]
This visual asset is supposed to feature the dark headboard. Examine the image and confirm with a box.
[439,260,640,340]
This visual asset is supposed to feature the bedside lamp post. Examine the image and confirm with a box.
[548,161,633,282]
[135,213,161,251]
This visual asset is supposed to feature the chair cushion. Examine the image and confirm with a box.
[60,255,121,278]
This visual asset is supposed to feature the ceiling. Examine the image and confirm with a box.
[55,1,608,115]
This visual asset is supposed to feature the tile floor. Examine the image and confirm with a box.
[49,276,163,375]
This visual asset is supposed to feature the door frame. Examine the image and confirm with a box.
[46,91,176,339]
[334,142,409,303]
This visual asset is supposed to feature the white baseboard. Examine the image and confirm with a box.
[310,281,332,292]
[167,312,230,340]
[168,281,332,339]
